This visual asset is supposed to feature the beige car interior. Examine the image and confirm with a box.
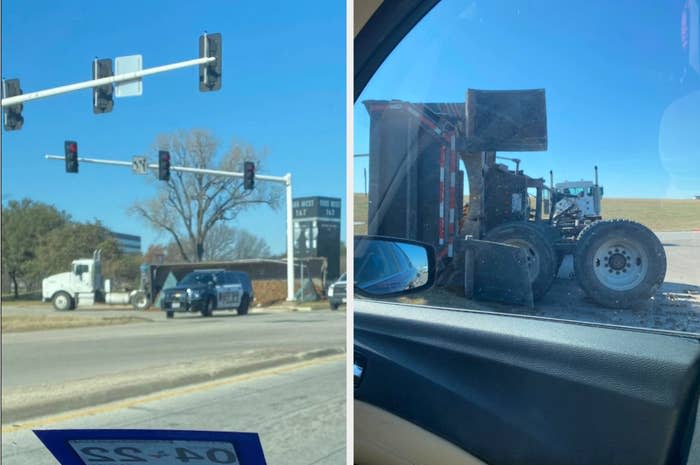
[354,400,489,465]
[354,0,383,36]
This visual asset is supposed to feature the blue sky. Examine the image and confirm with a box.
[2,0,345,255]
[355,0,700,198]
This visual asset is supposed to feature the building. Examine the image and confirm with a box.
[293,196,342,281]
[108,231,142,255]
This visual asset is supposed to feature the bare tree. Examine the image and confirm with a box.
[131,130,281,262]
[200,223,271,260]
[150,224,272,263]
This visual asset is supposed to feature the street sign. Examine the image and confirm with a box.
[115,55,143,97]
[132,156,148,174]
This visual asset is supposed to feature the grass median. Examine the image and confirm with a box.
[2,314,152,333]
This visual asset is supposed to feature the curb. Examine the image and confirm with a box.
[2,347,345,425]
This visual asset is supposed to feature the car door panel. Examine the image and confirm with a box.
[354,300,700,465]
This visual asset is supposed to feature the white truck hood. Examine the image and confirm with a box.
[42,272,73,299]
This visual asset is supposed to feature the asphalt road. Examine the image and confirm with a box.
[1,359,346,465]
[656,231,700,287]
[2,310,345,390]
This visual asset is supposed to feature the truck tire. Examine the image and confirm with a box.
[52,291,74,311]
[201,298,214,317]
[484,222,558,300]
[534,222,564,270]
[237,295,250,315]
[330,302,339,310]
[131,291,151,310]
[573,219,666,309]
[166,311,174,319]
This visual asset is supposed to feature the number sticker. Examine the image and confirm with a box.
[131,156,148,175]
[69,440,239,465]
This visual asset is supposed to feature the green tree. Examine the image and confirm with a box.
[1,199,69,297]
[31,222,121,279]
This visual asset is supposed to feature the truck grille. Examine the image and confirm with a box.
[166,292,186,302]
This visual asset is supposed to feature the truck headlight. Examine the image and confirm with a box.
[328,287,334,297]
[188,289,202,300]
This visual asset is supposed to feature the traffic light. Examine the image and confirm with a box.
[244,161,255,190]
[65,141,78,173]
[92,58,114,114]
[2,79,24,131]
[158,150,171,181]
[199,33,222,92]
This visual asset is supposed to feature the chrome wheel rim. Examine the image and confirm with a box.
[55,295,68,309]
[592,237,649,291]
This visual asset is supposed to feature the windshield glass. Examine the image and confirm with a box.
[355,0,700,334]
[178,272,215,286]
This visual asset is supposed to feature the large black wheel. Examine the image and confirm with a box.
[201,298,214,317]
[574,219,666,309]
[131,291,151,310]
[166,311,174,319]
[534,222,564,270]
[330,302,339,310]
[237,294,250,315]
[484,222,558,300]
[52,291,74,311]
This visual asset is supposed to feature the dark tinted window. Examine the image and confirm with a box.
[179,272,214,286]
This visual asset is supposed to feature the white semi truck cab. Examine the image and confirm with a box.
[553,180,603,218]
[42,250,146,311]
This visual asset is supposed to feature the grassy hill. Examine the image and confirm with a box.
[354,193,700,234]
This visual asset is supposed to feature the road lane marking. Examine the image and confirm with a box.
[2,354,344,433]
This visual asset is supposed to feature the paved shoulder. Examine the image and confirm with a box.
[2,359,346,465]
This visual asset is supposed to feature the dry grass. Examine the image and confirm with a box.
[601,198,700,231]
[354,193,700,233]
[2,315,151,333]
[354,193,370,235]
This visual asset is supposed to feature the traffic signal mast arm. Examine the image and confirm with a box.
[1,56,215,107]
[44,154,287,184]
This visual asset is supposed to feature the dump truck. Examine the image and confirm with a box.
[364,89,666,309]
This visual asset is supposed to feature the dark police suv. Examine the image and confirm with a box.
[160,269,254,319]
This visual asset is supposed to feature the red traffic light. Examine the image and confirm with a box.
[64,140,78,173]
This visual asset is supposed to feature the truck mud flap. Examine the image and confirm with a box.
[464,239,534,308]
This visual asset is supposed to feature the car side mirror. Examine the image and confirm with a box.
[354,235,435,298]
